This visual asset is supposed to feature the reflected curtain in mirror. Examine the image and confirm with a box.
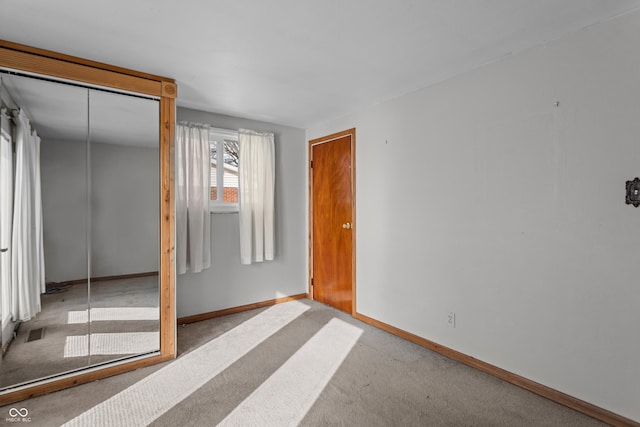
[11,109,45,322]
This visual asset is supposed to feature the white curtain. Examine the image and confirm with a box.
[0,126,13,328]
[11,109,45,321]
[238,129,275,265]
[176,124,211,275]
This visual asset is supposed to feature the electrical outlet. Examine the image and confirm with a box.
[447,312,456,328]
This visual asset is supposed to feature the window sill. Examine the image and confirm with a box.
[210,203,239,214]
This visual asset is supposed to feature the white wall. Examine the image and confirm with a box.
[308,10,640,422]
[90,142,159,277]
[176,108,307,318]
[41,139,86,282]
[41,139,159,282]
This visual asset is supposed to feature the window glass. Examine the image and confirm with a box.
[210,143,218,201]
[223,140,239,203]
[209,129,239,212]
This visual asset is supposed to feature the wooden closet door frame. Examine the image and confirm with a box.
[308,128,356,315]
[0,39,176,405]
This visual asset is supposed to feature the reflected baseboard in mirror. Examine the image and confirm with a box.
[0,40,176,405]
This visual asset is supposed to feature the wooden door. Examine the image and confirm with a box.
[309,129,355,314]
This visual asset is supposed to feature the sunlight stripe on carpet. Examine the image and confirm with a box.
[62,300,310,427]
[218,317,363,427]
[63,332,159,357]
[68,307,159,323]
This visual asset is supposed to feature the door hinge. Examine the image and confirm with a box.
[311,278,314,286]
[310,160,313,168]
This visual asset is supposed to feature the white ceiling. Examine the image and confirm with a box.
[2,0,640,129]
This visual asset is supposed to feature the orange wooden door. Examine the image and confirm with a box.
[310,129,355,314]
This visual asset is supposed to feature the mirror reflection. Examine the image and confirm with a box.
[0,70,160,390]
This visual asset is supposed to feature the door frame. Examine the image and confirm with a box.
[308,128,356,315]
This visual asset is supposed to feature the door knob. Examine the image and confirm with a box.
[0,248,7,253]
[342,222,351,229]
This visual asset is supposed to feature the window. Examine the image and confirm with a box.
[209,128,239,212]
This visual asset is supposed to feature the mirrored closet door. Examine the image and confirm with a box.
[0,70,161,389]
[0,40,176,405]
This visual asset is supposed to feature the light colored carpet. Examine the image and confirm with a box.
[1,299,607,427]
[219,317,362,426]
[62,301,309,427]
